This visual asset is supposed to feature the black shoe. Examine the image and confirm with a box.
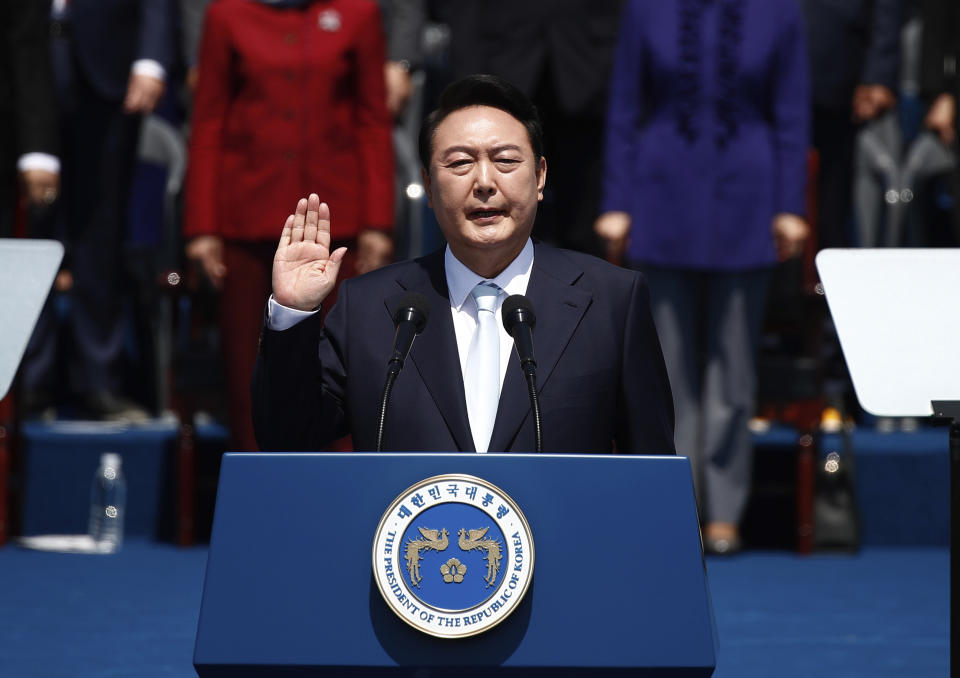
[82,391,150,424]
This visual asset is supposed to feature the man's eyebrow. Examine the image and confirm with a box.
[438,143,524,158]
[489,144,524,155]
[438,145,478,157]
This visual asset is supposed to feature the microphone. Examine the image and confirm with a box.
[501,295,542,452]
[502,295,537,375]
[377,292,430,451]
[387,292,430,375]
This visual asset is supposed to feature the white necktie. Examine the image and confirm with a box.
[465,281,501,453]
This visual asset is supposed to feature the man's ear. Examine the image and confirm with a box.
[421,167,433,208]
[536,156,547,201]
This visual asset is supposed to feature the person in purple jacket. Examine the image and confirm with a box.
[595,0,811,554]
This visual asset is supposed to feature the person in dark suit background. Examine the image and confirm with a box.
[20,0,175,420]
[252,75,675,455]
[431,0,624,258]
[0,0,60,236]
[801,0,902,249]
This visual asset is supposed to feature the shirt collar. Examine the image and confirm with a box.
[444,239,535,310]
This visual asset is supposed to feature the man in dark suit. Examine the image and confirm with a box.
[253,75,675,455]
[21,0,175,419]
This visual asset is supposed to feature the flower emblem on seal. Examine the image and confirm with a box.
[441,558,467,583]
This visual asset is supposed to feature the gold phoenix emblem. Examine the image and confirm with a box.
[404,525,503,588]
[404,527,448,588]
[458,527,502,588]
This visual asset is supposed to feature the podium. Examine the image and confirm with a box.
[194,453,716,676]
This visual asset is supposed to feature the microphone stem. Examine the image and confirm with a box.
[523,365,542,453]
[376,365,400,452]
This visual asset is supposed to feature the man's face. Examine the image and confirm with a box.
[423,105,546,277]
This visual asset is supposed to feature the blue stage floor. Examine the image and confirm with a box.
[0,542,948,677]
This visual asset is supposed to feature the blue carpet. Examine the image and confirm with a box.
[708,549,949,677]
[0,543,948,676]
[0,540,207,678]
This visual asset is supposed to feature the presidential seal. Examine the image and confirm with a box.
[372,473,535,639]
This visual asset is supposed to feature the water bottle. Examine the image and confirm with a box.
[88,452,126,553]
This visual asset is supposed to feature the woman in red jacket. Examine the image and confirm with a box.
[184,0,394,451]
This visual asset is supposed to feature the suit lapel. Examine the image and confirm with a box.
[387,252,475,452]
[489,245,592,451]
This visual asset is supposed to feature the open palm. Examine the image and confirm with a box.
[272,194,347,311]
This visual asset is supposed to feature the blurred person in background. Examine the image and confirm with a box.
[0,0,59,238]
[433,0,624,258]
[19,0,175,421]
[379,0,425,120]
[184,0,394,452]
[802,0,899,430]
[851,0,957,251]
[802,0,901,249]
[595,0,811,554]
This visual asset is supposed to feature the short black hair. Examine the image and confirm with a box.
[417,74,544,171]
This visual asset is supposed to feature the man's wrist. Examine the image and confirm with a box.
[132,59,166,82]
[267,295,320,331]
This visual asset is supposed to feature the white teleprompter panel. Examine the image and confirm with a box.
[816,248,960,417]
[0,239,63,399]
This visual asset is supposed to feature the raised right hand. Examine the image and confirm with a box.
[272,193,347,311]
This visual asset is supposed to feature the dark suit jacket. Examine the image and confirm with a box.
[0,0,58,161]
[801,0,901,111]
[433,0,624,117]
[252,243,676,454]
[0,0,59,234]
[68,0,176,101]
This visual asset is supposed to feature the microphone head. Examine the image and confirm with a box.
[392,292,430,333]
[501,294,536,334]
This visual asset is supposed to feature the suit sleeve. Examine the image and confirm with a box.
[252,285,352,452]
[378,0,425,67]
[183,3,230,238]
[771,2,811,217]
[616,271,676,455]
[137,0,176,70]
[861,0,901,90]
[354,2,395,231]
[10,0,59,157]
[601,0,642,214]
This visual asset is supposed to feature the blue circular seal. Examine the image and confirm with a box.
[372,474,535,638]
